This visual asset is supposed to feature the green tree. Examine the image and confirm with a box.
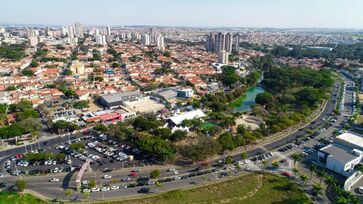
[316,170,327,185]
[271,161,279,168]
[240,152,248,160]
[309,164,317,180]
[218,132,236,150]
[21,68,34,76]
[94,123,108,132]
[291,153,302,167]
[225,156,233,164]
[255,92,273,106]
[89,179,97,188]
[30,59,39,67]
[64,189,74,200]
[300,174,308,185]
[154,128,172,140]
[170,130,187,142]
[5,85,17,91]
[312,184,322,196]
[82,191,90,200]
[150,169,161,179]
[15,179,27,192]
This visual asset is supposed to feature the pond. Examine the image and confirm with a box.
[233,86,265,112]
[232,73,265,112]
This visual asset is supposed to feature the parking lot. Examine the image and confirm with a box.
[1,131,158,177]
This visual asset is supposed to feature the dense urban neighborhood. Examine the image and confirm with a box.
[1,6,363,203]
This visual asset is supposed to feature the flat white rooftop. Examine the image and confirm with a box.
[336,132,363,150]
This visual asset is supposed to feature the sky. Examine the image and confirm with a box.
[1,0,362,28]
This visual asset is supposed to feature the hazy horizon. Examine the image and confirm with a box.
[1,0,363,29]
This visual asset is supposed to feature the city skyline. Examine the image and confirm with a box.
[1,0,363,29]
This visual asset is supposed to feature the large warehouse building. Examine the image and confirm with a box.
[99,91,141,109]
[318,132,363,177]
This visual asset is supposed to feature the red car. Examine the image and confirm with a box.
[129,172,138,177]
[282,171,293,178]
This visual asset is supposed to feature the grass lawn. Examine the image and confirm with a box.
[200,122,216,130]
[228,94,247,108]
[356,115,363,124]
[102,173,310,204]
[0,191,47,204]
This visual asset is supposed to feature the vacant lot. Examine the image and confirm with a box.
[0,192,47,204]
[99,173,310,204]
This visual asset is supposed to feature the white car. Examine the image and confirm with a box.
[82,189,91,193]
[168,168,176,172]
[91,188,100,192]
[49,178,59,182]
[0,173,6,179]
[5,160,11,166]
[103,175,112,179]
[82,180,89,185]
[174,170,179,175]
[111,185,119,190]
[359,186,363,194]
[121,177,131,182]
[102,187,110,192]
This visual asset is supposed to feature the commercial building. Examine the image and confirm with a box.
[167,109,206,127]
[177,89,194,98]
[99,91,141,109]
[318,132,363,177]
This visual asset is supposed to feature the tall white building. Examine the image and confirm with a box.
[233,33,240,51]
[218,50,229,64]
[68,26,75,38]
[61,26,68,37]
[95,35,107,45]
[206,32,234,53]
[106,26,111,36]
[0,27,5,33]
[149,27,156,44]
[225,33,233,53]
[74,21,84,38]
[28,36,39,47]
[141,34,150,48]
[156,34,165,51]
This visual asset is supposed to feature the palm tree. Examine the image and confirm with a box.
[312,184,323,196]
[272,161,279,169]
[356,165,363,174]
[324,175,337,187]
[309,164,317,180]
[64,189,74,200]
[336,196,348,204]
[154,181,163,193]
[300,174,308,185]
[291,153,302,167]
[292,168,299,176]
[82,191,90,202]
[316,170,326,185]
[262,160,268,171]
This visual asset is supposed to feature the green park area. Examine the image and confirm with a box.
[104,173,310,204]
[0,192,47,204]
